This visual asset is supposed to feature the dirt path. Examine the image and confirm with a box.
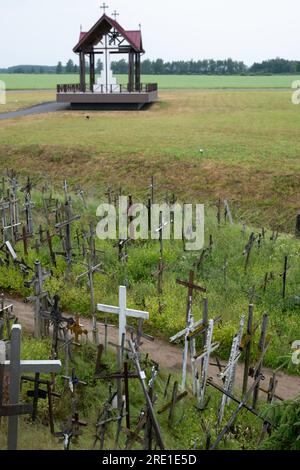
[6,295,300,401]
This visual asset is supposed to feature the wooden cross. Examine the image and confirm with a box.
[21,374,61,434]
[3,325,61,450]
[128,340,165,450]
[100,2,109,14]
[176,270,206,322]
[158,381,188,426]
[195,319,219,410]
[217,316,245,425]
[111,9,119,21]
[152,257,166,295]
[55,200,81,273]
[49,295,75,359]
[97,286,149,346]
[77,260,103,345]
[68,315,88,343]
[25,260,52,338]
[22,191,35,236]
[0,294,15,340]
[16,226,33,257]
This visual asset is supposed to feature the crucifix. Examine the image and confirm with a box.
[103,361,139,431]
[25,260,52,338]
[3,324,61,450]
[97,286,149,346]
[77,260,103,345]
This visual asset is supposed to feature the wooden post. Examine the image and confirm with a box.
[252,313,268,409]
[242,304,254,396]
[90,53,95,91]
[295,214,300,238]
[168,381,178,426]
[282,255,288,299]
[128,51,135,92]
[80,52,86,92]
[135,53,141,92]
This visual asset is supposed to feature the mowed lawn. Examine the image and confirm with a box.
[1,73,300,90]
[0,90,300,231]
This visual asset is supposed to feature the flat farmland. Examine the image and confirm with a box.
[0,73,300,90]
[0,89,299,231]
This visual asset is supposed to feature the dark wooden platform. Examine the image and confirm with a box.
[56,85,158,111]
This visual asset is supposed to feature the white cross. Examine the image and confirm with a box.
[97,286,149,346]
[4,324,61,450]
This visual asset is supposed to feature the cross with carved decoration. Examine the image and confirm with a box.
[100,2,109,14]
[176,270,206,322]
[111,10,119,21]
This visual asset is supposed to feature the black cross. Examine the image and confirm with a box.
[100,3,109,14]
[111,10,119,21]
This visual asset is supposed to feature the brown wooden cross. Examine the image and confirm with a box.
[176,270,206,321]
[68,316,88,343]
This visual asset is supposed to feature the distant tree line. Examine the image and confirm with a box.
[1,57,300,75]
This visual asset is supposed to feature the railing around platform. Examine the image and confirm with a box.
[57,83,158,94]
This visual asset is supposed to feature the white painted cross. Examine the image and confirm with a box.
[97,286,149,346]
[4,324,61,450]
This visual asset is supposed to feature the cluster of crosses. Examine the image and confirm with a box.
[0,171,284,450]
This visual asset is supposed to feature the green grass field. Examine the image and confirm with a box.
[1,90,300,232]
[1,73,300,90]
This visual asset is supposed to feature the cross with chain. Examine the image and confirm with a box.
[111,10,119,21]
[100,2,109,14]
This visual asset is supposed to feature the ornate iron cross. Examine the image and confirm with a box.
[100,2,109,14]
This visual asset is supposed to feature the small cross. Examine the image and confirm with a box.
[100,2,109,14]
[176,270,206,322]
[111,10,119,21]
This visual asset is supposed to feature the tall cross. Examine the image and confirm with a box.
[111,10,119,21]
[100,2,109,14]
[3,325,61,450]
[97,286,149,346]
[176,270,206,322]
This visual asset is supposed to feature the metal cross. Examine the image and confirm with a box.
[100,2,109,14]
[111,10,119,21]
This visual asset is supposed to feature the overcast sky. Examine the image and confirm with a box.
[0,0,299,67]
